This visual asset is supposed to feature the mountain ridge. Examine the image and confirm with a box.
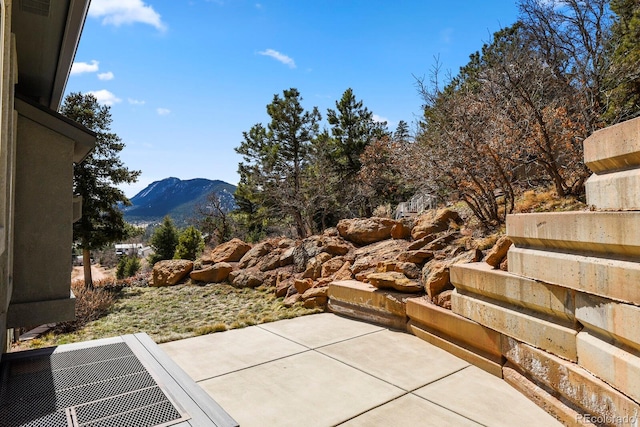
[123,177,237,223]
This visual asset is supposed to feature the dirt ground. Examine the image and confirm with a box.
[71,264,114,282]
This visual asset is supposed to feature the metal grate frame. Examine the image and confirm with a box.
[0,342,189,427]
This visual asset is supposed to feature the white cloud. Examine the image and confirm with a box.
[128,98,146,105]
[71,60,99,75]
[372,114,389,124]
[89,0,166,31]
[156,108,171,115]
[87,90,122,106]
[98,71,114,81]
[258,49,296,69]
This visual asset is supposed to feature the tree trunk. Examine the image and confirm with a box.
[83,248,93,289]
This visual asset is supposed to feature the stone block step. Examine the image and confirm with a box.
[503,336,640,426]
[576,292,640,351]
[450,263,574,321]
[507,212,640,258]
[508,247,640,305]
[577,331,640,405]
[502,364,590,426]
[584,116,640,174]
[405,297,503,377]
[452,290,579,361]
[585,169,640,210]
[327,280,410,330]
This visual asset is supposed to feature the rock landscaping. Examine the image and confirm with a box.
[152,208,511,312]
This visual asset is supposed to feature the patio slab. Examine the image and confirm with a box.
[338,393,482,426]
[159,325,307,381]
[198,351,405,427]
[318,328,469,390]
[414,365,562,426]
[258,312,383,348]
[164,313,562,426]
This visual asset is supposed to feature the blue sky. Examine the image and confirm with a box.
[66,0,520,198]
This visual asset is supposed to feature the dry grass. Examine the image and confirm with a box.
[20,281,321,349]
[515,188,587,213]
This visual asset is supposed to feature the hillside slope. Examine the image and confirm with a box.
[123,177,236,223]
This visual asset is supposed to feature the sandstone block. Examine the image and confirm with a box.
[586,169,640,210]
[189,262,232,283]
[238,241,274,269]
[406,297,502,359]
[485,235,512,268]
[583,116,640,174]
[450,263,574,321]
[424,264,451,300]
[407,234,437,251]
[577,331,640,404]
[283,293,302,307]
[151,260,193,287]
[575,292,640,351]
[294,278,314,294]
[367,271,423,293]
[397,250,433,264]
[508,247,640,305]
[411,209,461,240]
[321,257,346,278]
[327,280,409,329]
[406,297,503,377]
[502,364,597,427]
[303,296,328,309]
[333,261,353,281]
[257,251,282,272]
[391,219,412,239]
[302,286,328,299]
[452,290,578,361]
[279,246,296,266]
[229,270,264,288]
[203,238,251,264]
[507,211,640,257]
[503,336,640,426]
[434,289,452,309]
[336,217,395,245]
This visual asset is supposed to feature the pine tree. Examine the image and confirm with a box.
[149,216,179,265]
[61,93,140,288]
[174,226,204,261]
[236,88,321,238]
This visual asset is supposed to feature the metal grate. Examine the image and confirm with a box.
[20,0,51,17]
[0,342,188,427]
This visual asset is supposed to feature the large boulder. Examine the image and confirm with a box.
[151,260,193,287]
[189,262,232,283]
[294,278,314,294]
[411,209,461,240]
[229,270,264,288]
[333,261,354,280]
[203,238,251,264]
[367,271,423,293]
[238,241,274,269]
[258,251,282,272]
[423,262,451,299]
[391,218,413,240]
[302,253,332,280]
[337,217,396,245]
[351,239,409,279]
[321,257,346,278]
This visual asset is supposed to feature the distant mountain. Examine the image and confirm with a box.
[122,177,237,224]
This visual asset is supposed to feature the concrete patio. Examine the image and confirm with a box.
[160,313,561,426]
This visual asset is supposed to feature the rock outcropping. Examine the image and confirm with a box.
[154,209,499,311]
